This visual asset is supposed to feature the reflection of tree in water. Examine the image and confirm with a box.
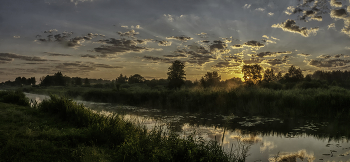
[269,149,315,162]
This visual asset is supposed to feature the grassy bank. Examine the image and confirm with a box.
[0,91,242,162]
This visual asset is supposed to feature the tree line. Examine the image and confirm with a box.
[2,60,350,90]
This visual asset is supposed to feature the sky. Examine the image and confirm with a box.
[1,0,350,82]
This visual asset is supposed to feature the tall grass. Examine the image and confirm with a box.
[37,95,237,161]
[78,86,350,119]
[1,91,241,161]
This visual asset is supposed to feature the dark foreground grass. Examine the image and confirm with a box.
[0,91,242,162]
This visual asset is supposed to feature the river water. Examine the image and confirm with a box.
[25,93,350,162]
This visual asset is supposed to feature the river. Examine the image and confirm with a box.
[25,93,350,162]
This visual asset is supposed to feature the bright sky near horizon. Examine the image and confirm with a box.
[1,0,350,82]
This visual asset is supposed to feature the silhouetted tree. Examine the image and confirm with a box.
[54,71,66,86]
[29,77,36,85]
[84,78,90,86]
[263,68,275,82]
[276,72,283,81]
[40,72,66,86]
[116,74,128,84]
[200,71,221,87]
[74,77,82,86]
[15,77,22,86]
[128,74,145,83]
[242,64,263,85]
[167,60,186,89]
[284,65,303,82]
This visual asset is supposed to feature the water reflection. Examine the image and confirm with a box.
[24,93,350,161]
[268,149,315,162]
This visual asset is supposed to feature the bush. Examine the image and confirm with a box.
[0,90,30,106]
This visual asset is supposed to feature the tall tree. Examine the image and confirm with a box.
[167,60,186,89]
[128,74,145,83]
[84,78,90,86]
[74,77,82,86]
[116,73,128,84]
[242,64,263,85]
[284,65,303,82]
[54,71,66,86]
[276,72,283,81]
[200,71,221,87]
[263,68,275,82]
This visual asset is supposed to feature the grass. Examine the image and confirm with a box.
[0,91,241,162]
[24,85,350,120]
[0,102,111,162]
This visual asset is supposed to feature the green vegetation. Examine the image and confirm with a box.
[0,91,240,162]
[4,63,350,120]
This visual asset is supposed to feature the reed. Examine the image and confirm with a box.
[1,91,237,161]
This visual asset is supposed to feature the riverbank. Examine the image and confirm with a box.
[21,85,350,120]
[0,91,240,162]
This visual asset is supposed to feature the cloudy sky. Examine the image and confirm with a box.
[1,0,350,82]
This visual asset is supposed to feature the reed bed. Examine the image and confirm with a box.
[77,86,350,119]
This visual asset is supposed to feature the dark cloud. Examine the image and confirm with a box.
[163,54,187,58]
[271,19,319,37]
[308,59,350,68]
[330,9,347,19]
[94,38,155,55]
[253,51,292,58]
[0,53,48,62]
[81,54,97,58]
[231,44,243,49]
[166,36,193,41]
[210,43,227,51]
[186,51,216,66]
[202,40,210,43]
[94,63,123,68]
[297,53,310,57]
[36,32,103,48]
[55,62,123,73]
[67,37,85,47]
[225,55,242,62]
[209,42,230,54]
[243,58,263,64]
[212,61,240,68]
[117,30,139,37]
[265,58,287,66]
[243,40,265,49]
[44,52,72,56]
[317,54,347,59]
[0,57,13,62]
[330,0,342,7]
[317,55,331,59]
[310,15,322,21]
[158,40,172,46]
[25,63,44,64]
[142,56,173,63]
[300,8,323,21]
[334,54,346,58]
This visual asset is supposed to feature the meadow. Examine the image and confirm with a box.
[0,90,247,162]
